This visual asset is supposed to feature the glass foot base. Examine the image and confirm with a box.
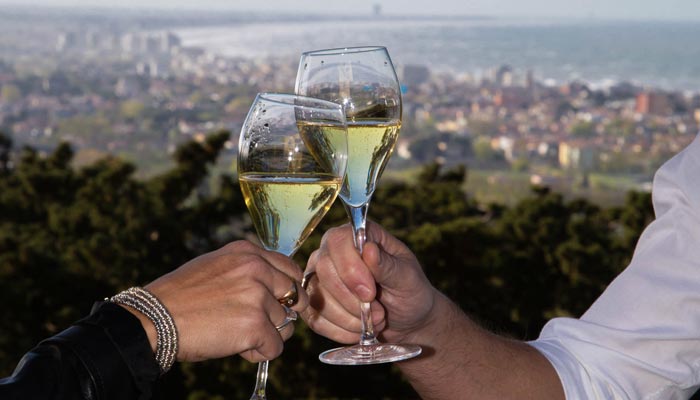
[319,343,422,365]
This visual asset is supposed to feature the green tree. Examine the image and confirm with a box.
[0,131,11,173]
[605,118,636,137]
[0,131,246,378]
[570,121,596,138]
[120,100,146,120]
[56,114,112,137]
[473,135,498,162]
[0,146,655,399]
[468,119,498,137]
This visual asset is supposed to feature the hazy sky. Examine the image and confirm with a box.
[0,0,697,21]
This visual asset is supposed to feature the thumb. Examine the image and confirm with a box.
[363,220,427,292]
[362,242,396,288]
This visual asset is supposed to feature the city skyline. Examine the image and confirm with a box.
[0,0,697,21]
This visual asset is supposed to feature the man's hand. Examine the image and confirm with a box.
[302,221,437,345]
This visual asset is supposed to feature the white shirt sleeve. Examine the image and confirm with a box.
[529,133,700,400]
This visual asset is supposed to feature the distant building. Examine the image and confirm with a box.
[525,69,541,100]
[161,32,181,54]
[536,140,559,160]
[495,65,513,87]
[85,31,100,49]
[56,32,78,52]
[493,87,530,109]
[43,72,71,95]
[136,61,151,76]
[492,136,521,162]
[559,141,596,170]
[526,69,535,90]
[115,76,143,97]
[121,33,141,54]
[530,174,562,186]
[636,91,671,115]
[147,59,170,78]
[143,36,161,54]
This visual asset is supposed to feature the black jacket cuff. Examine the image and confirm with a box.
[42,301,160,400]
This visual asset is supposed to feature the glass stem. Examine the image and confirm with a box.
[346,203,379,347]
[249,247,295,400]
[250,360,269,400]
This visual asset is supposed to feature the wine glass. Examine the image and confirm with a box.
[238,93,348,399]
[295,46,422,364]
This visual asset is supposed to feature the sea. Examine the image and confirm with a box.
[175,17,700,92]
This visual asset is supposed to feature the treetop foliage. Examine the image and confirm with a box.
[0,130,655,399]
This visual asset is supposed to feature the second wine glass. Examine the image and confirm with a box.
[296,46,422,365]
[238,93,348,398]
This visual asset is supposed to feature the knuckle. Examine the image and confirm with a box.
[241,288,268,307]
[307,250,320,266]
[236,255,270,277]
[325,226,347,247]
[239,330,260,352]
[253,289,270,305]
[224,240,259,256]
[223,240,242,252]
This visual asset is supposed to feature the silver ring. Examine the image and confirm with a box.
[275,305,297,331]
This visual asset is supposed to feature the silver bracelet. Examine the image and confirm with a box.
[109,287,179,374]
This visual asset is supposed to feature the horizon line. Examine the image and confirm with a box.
[0,4,698,23]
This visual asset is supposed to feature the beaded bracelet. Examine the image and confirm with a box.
[109,287,178,374]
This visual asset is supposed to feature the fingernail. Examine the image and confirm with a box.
[354,285,372,300]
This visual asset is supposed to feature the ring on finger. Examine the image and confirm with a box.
[277,279,299,307]
[301,270,316,290]
[275,305,297,331]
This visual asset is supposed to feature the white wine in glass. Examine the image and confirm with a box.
[296,46,421,365]
[238,93,348,398]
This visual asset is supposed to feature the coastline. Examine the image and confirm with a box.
[171,17,700,93]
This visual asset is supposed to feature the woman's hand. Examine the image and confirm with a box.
[124,240,308,363]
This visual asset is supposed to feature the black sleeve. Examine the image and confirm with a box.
[0,301,161,400]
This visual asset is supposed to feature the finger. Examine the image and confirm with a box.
[300,307,360,344]
[362,241,393,286]
[363,222,409,289]
[365,220,409,258]
[223,240,304,282]
[306,249,320,271]
[289,280,309,313]
[314,254,363,317]
[230,242,308,310]
[258,249,304,281]
[304,278,387,334]
[274,305,297,341]
[306,279,364,332]
[301,253,317,291]
[321,225,376,302]
[301,304,386,344]
[245,261,306,305]
[277,320,295,341]
[276,279,301,308]
[252,296,288,361]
